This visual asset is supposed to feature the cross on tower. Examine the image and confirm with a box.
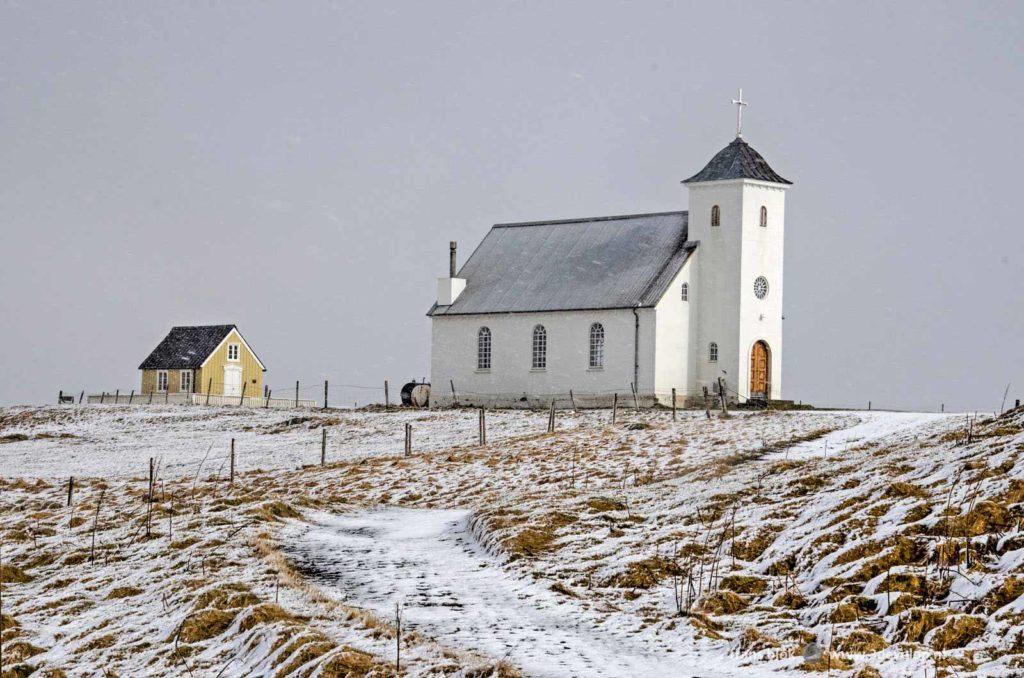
[732,89,748,138]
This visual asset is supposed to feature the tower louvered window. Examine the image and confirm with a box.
[760,205,768,227]
[711,205,720,227]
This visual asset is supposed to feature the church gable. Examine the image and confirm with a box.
[429,211,693,316]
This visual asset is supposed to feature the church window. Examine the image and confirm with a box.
[589,323,604,369]
[681,283,689,302]
[711,205,720,227]
[532,325,547,370]
[760,205,768,227]
[709,342,718,362]
[754,276,769,299]
[477,327,491,370]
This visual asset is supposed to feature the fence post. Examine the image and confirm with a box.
[384,380,390,408]
[404,423,412,456]
[323,380,329,410]
[718,378,729,415]
[164,389,168,404]
[58,390,63,405]
[481,407,487,445]
[548,400,556,433]
[569,389,577,413]
[868,400,872,411]
[450,379,458,407]
[148,391,153,405]
[79,390,84,404]
[148,457,154,504]
[67,476,74,506]
[295,381,299,408]
[100,392,106,404]
[703,386,711,419]
[230,438,235,484]
[205,378,213,406]
[672,388,677,421]
[115,389,120,405]
[265,388,272,409]
[321,428,327,466]
[128,389,135,405]
[630,382,639,410]
[612,393,618,424]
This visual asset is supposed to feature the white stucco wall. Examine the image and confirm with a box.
[430,308,656,407]
[652,258,693,402]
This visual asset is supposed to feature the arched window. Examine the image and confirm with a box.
[532,325,547,370]
[477,327,491,370]
[760,205,768,228]
[711,205,720,227]
[589,323,605,369]
[709,342,719,362]
[681,283,689,302]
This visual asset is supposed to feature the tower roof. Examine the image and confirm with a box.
[683,137,792,185]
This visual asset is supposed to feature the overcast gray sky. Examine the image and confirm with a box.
[2,1,1022,411]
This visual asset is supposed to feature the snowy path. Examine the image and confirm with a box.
[764,411,955,461]
[283,509,772,678]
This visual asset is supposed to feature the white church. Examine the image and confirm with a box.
[428,98,791,407]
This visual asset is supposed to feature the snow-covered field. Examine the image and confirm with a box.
[0,404,601,479]
[1,402,1022,677]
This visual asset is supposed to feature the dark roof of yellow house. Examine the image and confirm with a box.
[139,325,264,370]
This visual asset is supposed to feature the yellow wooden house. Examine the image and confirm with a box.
[139,325,266,397]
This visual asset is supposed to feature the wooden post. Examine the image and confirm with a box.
[128,389,135,405]
[67,476,74,507]
[321,428,327,467]
[569,389,577,413]
[481,407,487,445]
[79,390,84,404]
[265,388,272,409]
[868,400,872,411]
[395,601,402,674]
[702,386,711,419]
[672,388,677,421]
[89,489,105,561]
[239,380,247,406]
[450,379,458,407]
[148,391,153,404]
[941,403,944,413]
[100,391,106,404]
[612,393,618,424]
[230,439,235,484]
[58,390,63,404]
[148,457,155,504]
[295,381,299,408]
[548,400,556,433]
[115,389,120,404]
[404,423,412,456]
[384,380,390,408]
[164,388,168,404]
[323,380,329,410]
[206,378,213,406]
[717,378,729,415]
[630,382,639,410]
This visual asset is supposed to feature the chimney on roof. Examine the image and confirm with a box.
[437,240,466,306]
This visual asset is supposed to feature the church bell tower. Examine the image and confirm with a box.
[683,92,792,403]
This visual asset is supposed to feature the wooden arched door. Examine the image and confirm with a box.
[749,341,770,400]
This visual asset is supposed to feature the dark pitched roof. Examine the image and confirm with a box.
[683,137,792,185]
[428,212,695,316]
[139,325,239,370]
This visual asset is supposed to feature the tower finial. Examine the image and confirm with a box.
[731,88,748,138]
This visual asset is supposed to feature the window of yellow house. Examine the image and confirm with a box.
[180,370,192,393]
[227,344,240,361]
[156,370,168,392]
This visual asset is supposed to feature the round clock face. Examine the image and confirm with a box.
[754,276,769,299]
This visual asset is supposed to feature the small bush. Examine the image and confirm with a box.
[930,615,986,650]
